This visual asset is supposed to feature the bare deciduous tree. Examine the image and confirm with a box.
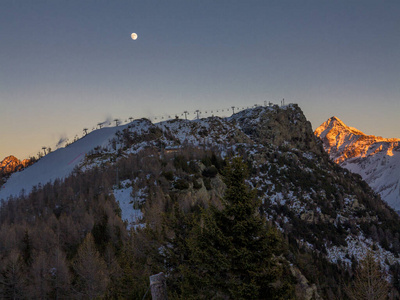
[73,233,109,299]
[346,249,390,300]
[0,249,27,299]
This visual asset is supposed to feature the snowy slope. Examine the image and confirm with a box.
[0,105,291,202]
[0,125,128,201]
[156,116,247,148]
[113,179,145,230]
[0,118,160,201]
[343,147,400,210]
[315,117,400,210]
[0,115,238,201]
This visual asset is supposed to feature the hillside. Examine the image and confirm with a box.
[1,104,400,298]
[315,116,400,211]
[0,125,131,199]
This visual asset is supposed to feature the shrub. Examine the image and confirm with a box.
[192,178,203,190]
[202,166,218,178]
[174,179,189,190]
[162,171,174,181]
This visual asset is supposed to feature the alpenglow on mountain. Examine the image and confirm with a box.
[0,155,31,175]
[315,116,400,211]
[2,104,400,297]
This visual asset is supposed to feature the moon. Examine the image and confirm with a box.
[131,33,138,40]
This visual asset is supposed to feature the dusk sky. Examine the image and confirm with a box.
[1,1,399,160]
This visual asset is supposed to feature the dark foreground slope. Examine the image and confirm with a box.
[1,104,400,299]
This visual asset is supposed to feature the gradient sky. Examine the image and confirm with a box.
[1,0,399,160]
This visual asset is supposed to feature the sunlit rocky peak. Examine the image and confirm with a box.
[315,117,400,211]
[0,155,30,175]
[315,116,400,163]
[315,116,365,140]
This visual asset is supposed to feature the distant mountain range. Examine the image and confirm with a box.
[315,116,400,211]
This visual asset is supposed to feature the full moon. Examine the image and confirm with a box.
[131,33,138,40]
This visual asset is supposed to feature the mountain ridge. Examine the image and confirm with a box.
[2,104,400,297]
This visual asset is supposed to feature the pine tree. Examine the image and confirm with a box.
[164,204,203,298]
[21,229,33,266]
[166,156,295,299]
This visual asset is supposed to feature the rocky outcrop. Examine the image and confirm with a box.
[232,104,325,156]
[290,264,322,300]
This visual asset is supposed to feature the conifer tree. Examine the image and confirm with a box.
[164,204,199,298]
[166,156,295,299]
[21,229,33,266]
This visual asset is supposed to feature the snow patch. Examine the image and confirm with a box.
[113,179,145,230]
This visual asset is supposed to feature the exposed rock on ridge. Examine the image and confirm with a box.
[232,104,324,156]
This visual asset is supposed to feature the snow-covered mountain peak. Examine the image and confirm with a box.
[315,117,400,211]
[315,116,365,141]
[315,117,400,164]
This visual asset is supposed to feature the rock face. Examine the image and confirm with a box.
[232,104,324,156]
[315,116,400,210]
[0,155,30,175]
